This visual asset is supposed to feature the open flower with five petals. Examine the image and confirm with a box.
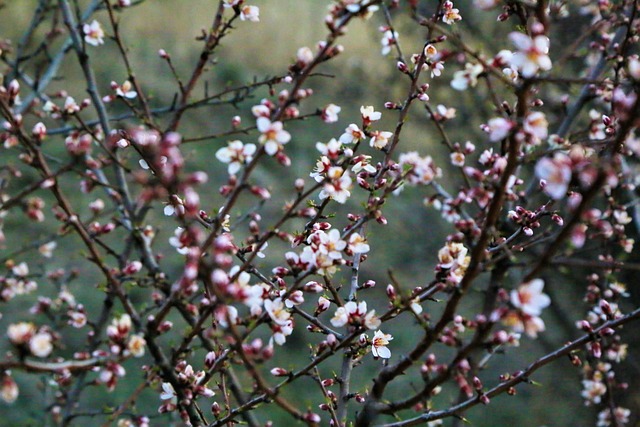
[371,330,393,358]
[535,152,572,200]
[510,279,550,316]
[83,20,105,46]
[330,301,380,330]
[319,167,352,204]
[257,118,290,155]
[509,32,552,78]
[216,140,256,174]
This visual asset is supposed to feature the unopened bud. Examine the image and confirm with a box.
[270,367,289,376]
[123,260,142,275]
[473,376,483,390]
[570,353,582,366]
[599,299,613,318]
[326,334,337,347]
[211,402,221,415]
[304,281,323,293]
[32,122,47,140]
[157,321,173,333]
[8,80,20,97]
[551,213,564,226]
[362,280,376,289]
[599,327,615,336]
[304,412,321,423]
[590,341,602,358]
[204,351,216,369]
[577,320,593,332]
[386,284,397,300]
[315,296,330,315]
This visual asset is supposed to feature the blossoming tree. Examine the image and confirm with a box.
[0,0,639,426]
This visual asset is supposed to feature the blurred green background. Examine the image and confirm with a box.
[1,1,639,426]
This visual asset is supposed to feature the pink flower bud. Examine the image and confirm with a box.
[188,171,208,184]
[272,266,289,277]
[304,411,321,423]
[357,176,370,190]
[270,367,289,376]
[261,345,274,359]
[204,351,216,369]
[362,280,376,289]
[326,334,337,346]
[358,333,368,345]
[458,358,471,372]
[473,376,483,390]
[211,269,229,288]
[214,234,235,252]
[386,284,396,300]
[123,261,142,275]
[277,151,292,167]
[570,354,582,366]
[599,327,615,336]
[599,299,612,318]
[211,402,221,415]
[7,80,20,98]
[551,213,564,226]
[316,296,330,315]
[101,223,116,234]
[304,281,323,293]
[589,341,602,358]
[158,321,173,333]
[32,122,47,140]
[577,320,592,332]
